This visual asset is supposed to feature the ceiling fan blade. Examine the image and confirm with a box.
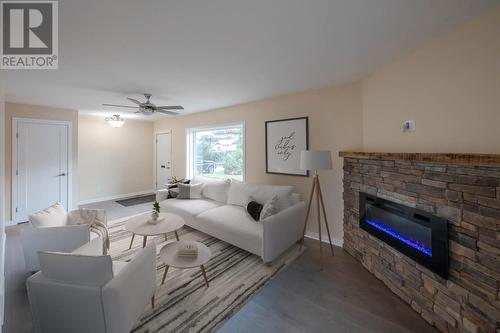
[127,97,143,105]
[156,110,179,115]
[157,105,184,110]
[102,103,137,109]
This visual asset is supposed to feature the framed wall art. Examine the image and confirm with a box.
[265,117,309,176]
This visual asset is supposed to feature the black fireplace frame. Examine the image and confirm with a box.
[359,192,448,279]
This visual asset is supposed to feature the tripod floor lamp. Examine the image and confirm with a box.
[300,150,334,269]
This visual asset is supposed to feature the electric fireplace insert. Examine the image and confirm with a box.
[359,192,448,279]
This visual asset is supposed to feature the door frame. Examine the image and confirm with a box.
[154,130,172,190]
[12,117,73,224]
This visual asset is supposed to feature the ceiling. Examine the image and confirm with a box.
[3,0,498,120]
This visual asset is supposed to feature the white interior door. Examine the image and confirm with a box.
[13,119,70,223]
[156,132,172,190]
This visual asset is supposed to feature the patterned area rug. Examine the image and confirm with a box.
[108,215,303,333]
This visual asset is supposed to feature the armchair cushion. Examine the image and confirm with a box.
[29,202,68,227]
[38,251,113,287]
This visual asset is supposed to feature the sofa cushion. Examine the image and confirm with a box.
[196,205,263,255]
[192,176,231,203]
[227,181,255,206]
[30,202,68,228]
[38,251,113,287]
[160,198,223,218]
[227,181,294,211]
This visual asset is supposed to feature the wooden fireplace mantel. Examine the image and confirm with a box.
[338,151,500,167]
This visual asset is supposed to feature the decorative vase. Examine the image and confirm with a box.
[149,211,160,224]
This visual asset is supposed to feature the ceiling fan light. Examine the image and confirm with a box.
[105,114,125,128]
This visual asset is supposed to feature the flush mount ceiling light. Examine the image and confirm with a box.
[105,114,125,128]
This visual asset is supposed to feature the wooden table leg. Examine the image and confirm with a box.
[128,234,135,249]
[143,236,147,248]
[151,295,155,309]
[200,265,209,287]
[175,231,180,241]
[161,265,169,285]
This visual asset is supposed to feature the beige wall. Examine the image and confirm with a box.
[4,102,79,220]
[154,82,364,241]
[0,74,5,326]
[362,5,500,153]
[78,115,154,203]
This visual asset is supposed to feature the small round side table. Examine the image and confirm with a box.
[159,241,212,288]
[125,212,185,249]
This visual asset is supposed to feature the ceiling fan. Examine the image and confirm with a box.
[103,93,184,115]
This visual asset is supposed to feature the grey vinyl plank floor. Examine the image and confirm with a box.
[3,199,437,333]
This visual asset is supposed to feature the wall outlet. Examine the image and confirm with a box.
[402,120,416,132]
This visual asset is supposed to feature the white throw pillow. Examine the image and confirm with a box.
[29,202,68,228]
[177,183,203,199]
[192,176,231,202]
[227,180,256,206]
[38,251,113,287]
[260,195,279,220]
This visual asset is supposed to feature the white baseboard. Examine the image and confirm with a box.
[78,189,155,206]
[305,231,344,247]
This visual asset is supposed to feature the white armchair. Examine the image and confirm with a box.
[21,203,107,271]
[27,239,157,333]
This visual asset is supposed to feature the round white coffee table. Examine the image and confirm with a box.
[160,241,212,288]
[125,212,185,249]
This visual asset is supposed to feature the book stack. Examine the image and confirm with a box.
[177,242,198,258]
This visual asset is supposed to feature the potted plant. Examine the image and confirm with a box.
[149,201,161,224]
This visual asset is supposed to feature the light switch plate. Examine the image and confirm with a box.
[402,120,416,132]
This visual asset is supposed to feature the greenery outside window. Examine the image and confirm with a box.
[186,122,245,181]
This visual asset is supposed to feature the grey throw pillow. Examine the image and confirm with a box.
[260,195,279,220]
[177,183,203,199]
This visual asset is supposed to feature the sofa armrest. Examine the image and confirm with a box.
[21,224,91,271]
[260,201,306,263]
[102,243,157,333]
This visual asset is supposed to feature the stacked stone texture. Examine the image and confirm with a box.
[342,157,500,333]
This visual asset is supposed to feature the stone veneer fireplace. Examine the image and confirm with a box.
[340,152,500,333]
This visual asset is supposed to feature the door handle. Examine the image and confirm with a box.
[58,173,66,177]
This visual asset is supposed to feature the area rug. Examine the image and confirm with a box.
[116,194,156,207]
[107,215,303,333]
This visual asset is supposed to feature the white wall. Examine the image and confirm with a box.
[78,115,155,203]
[362,5,500,153]
[0,74,6,329]
[155,82,364,242]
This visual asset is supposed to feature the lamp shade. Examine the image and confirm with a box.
[300,150,332,171]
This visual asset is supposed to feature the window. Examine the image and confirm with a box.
[187,122,245,181]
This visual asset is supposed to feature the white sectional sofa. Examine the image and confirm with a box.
[160,176,306,263]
